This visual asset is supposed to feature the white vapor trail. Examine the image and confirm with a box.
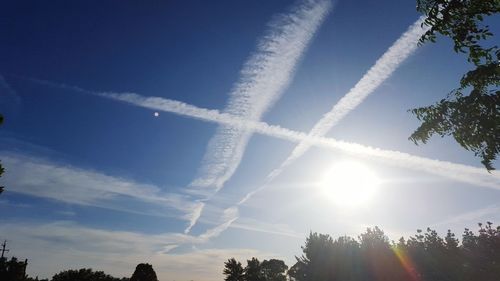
[101,92,500,190]
[27,79,500,243]
[191,0,331,192]
[204,18,431,237]
[239,16,429,204]
[273,18,428,176]
[185,0,331,233]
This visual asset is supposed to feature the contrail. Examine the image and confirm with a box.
[239,16,430,204]
[185,0,331,233]
[26,79,500,242]
[276,17,428,173]
[190,0,331,192]
[101,91,500,190]
[19,79,500,189]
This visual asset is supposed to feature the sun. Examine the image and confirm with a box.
[320,161,380,208]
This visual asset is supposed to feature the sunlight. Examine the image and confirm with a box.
[320,161,380,208]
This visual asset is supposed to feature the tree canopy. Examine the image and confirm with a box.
[223,257,288,281]
[223,258,244,281]
[130,263,158,281]
[51,268,128,281]
[287,222,500,281]
[410,0,500,170]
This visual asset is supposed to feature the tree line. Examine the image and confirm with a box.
[1,222,499,281]
[224,222,500,281]
[0,260,158,281]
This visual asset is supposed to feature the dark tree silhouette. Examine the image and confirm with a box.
[244,258,263,281]
[227,257,288,281]
[286,223,500,281]
[223,258,244,281]
[129,263,158,281]
[0,257,28,281]
[51,268,127,281]
[410,0,500,170]
[260,259,287,281]
[289,232,336,281]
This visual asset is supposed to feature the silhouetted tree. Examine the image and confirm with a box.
[286,223,500,281]
[410,0,500,170]
[461,222,500,280]
[290,232,335,281]
[0,257,28,281]
[26,277,49,281]
[260,259,287,281]
[130,263,158,281]
[51,268,126,281]
[223,258,244,281]
[244,258,263,281]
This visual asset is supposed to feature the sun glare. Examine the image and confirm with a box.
[320,161,380,208]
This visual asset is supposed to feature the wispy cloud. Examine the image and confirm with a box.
[0,151,290,243]
[0,152,200,220]
[430,204,500,228]
[232,218,303,238]
[0,221,279,281]
[198,207,239,241]
[0,74,20,105]
[191,0,331,194]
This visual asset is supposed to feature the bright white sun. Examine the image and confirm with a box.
[320,161,380,208]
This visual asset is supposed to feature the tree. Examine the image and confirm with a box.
[289,232,335,281]
[409,0,500,170]
[223,258,244,281]
[129,263,158,281]
[244,258,263,281]
[0,257,28,281]
[234,223,499,281]
[51,268,127,281]
[260,259,287,281]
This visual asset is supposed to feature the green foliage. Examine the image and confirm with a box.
[51,268,128,281]
[285,223,500,281]
[223,258,244,281]
[130,263,157,281]
[410,0,500,170]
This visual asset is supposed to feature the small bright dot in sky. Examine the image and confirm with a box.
[154,112,159,117]
[320,161,380,208]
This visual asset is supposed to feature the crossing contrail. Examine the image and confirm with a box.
[101,91,500,190]
[185,0,332,233]
[238,17,430,205]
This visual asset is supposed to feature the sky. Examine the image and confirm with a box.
[0,0,499,280]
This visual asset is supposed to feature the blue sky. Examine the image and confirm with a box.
[0,0,499,280]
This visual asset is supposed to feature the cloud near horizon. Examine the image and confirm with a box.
[0,152,199,220]
[0,220,281,281]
